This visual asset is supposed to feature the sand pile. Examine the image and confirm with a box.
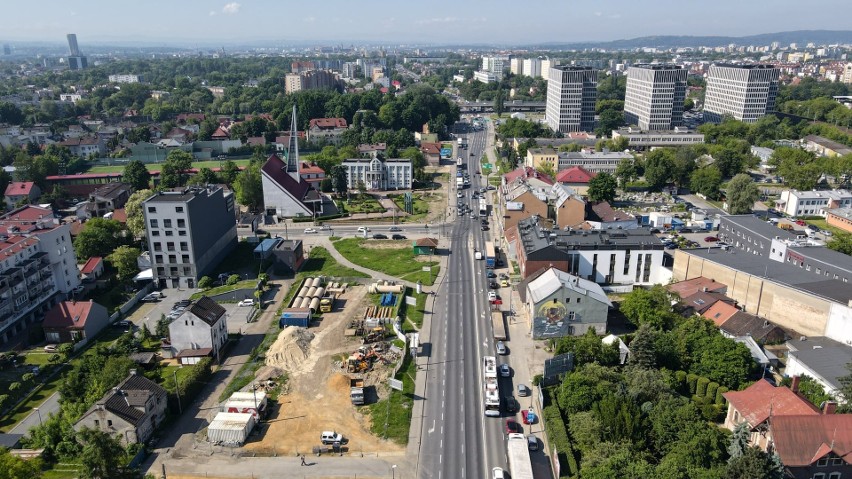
[265,327,315,371]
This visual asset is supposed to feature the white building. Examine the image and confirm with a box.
[545,66,597,133]
[540,58,555,81]
[611,127,705,148]
[0,206,81,346]
[108,74,144,83]
[473,71,499,84]
[624,64,687,131]
[523,58,542,78]
[341,158,413,191]
[510,58,523,75]
[142,186,238,289]
[481,56,507,77]
[776,189,852,218]
[704,64,779,124]
[167,296,229,365]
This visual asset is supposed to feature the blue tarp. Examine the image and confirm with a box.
[254,238,280,259]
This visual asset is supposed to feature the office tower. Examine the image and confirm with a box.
[545,66,597,133]
[703,64,780,123]
[481,56,507,79]
[66,33,87,70]
[624,64,687,130]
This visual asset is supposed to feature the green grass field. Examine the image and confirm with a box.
[367,349,416,444]
[332,238,439,285]
[87,159,252,174]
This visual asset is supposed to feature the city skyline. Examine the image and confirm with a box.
[1,0,851,45]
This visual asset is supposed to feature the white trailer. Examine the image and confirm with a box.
[207,412,256,446]
[507,433,534,479]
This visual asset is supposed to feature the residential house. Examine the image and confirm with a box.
[274,131,307,152]
[357,143,387,158]
[167,296,228,365]
[551,183,587,230]
[678,290,734,316]
[770,414,852,479]
[555,166,595,196]
[826,208,852,234]
[307,118,347,146]
[78,182,132,219]
[667,276,728,298]
[718,311,788,344]
[59,136,104,157]
[299,162,325,189]
[584,202,638,230]
[176,113,205,124]
[74,371,167,445]
[702,300,741,327]
[785,336,852,400]
[502,167,555,190]
[164,127,192,143]
[42,300,109,346]
[500,179,584,232]
[419,142,441,167]
[723,377,821,450]
[519,267,612,338]
[80,257,104,282]
[4,182,41,208]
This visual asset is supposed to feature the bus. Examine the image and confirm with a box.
[484,241,496,268]
[479,198,488,217]
[507,433,534,479]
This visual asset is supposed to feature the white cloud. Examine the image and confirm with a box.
[221,2,241,15]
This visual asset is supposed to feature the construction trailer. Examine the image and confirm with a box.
[207,412,256,446]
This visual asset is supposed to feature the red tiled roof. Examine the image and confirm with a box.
[680,291,732,314]
[667,277,728,298]
[246,136,266,146]
[81,256,103,275]
[1,205,53,222]
[588,201,634,222]
[702,301,740,327]
[299,162,324,175]
[211,127,230,138]
[503,167,554,186]
[274,132,306,143]
[415,238,438,248]
[42,300,97,330]
[420,142,441,154]
[723,379,820,428]
[771,415,852,467]
[556,166,596,184]
[111,208,127,223]
[4,182,35,197]
[177,113,206,123]
[0,235,39,256]
[309,118,347,129]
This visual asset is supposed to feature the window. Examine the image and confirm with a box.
[567,311,576,321]
[817,458,829,467]
[175,206,183,213]
[94,420,100,427]
[177,219,185,228]
[152,230,160,236]
[179,230,186,236]
[107,420,113,427]
[180,242,188,251]
[812,474,825,479]
[828,473,841,479]
[147,207,156,213]
[182,255,190,263]
[165,230,173,236]
[164,219,172,228]
[576,298,581,303]
[149,219,158,228]
[155,255,163,263]
[830,457,843,466]
[167,242,175,251]
[153,243,162,252]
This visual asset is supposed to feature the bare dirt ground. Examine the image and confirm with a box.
[242,286,404,456]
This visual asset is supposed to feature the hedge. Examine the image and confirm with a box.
[706,382,719,402]
[716,386,729,405]
[291,213,349,223]
[696,377,710,398]
[170,357,213,410]
[687,373,698,395]
[543,405,576,478]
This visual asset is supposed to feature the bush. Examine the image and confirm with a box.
[226,274,240,285]
[9,382,21,392]
[716,386,728,405]
[532,374,543,387]
[706,382,719,402]
[198,276,213,289]
[258,273,269,287]
[696,377,710,397]
[686,373,698,395]
[21,373,35,384]
[543,405,576,478]
[0,394,8,409]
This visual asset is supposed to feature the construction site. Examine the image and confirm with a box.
[236,279,411,457]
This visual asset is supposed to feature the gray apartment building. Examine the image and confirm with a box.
[704,64,779,124]
[545,66,597,133]
[143,186,238,289]
[624,64,687,131]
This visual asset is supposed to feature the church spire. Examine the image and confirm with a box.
[286,105,300,180]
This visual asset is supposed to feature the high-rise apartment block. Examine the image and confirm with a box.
[624,64,687,131]
[510,58,522,75]
[142,186,238,289]
[284,70,342,94]
[480,56,507,79]
[703,64,780,123]
[545,66,597,133]
[66,33,87,70]
[523,58,542,78]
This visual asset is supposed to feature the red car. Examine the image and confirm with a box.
[795,220,807,226]
[505,418,522,434]
[521,409,537,425]
[704,236,719,242]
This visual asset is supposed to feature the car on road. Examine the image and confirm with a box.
[372,234,388,240]
[44,344,58,353]
[320,431,343,445]
[388,226,401,232]
[504,395,518,414]
[481,225,489,231]
[357,226,371,233]
[457,192,464,198]
[492,467,506,479]
[496,340,507,355]
[238,299,255,307]
[486,271,497,279]
[499,363,511,377]
[505,418,522,434]
[527,434,539,451]
[391,234,407,240]
[303,228,318,234]
[488,291,497,301]
[141,292,162,302]
[704,236,719,242]
[517,384,529,397]
[489,281,499,289]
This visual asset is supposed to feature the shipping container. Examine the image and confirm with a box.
[207,412,255,446]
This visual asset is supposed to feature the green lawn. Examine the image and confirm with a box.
[154,365,196,394]
[87,159,252,174]
[340,196,385,214]
[300,246,370,279]
[804,219,844,236]
[367,348,416,444]
[0,364,68,432]
[191,279,257,300]
[402,291,427,331]
[332,238,439,285]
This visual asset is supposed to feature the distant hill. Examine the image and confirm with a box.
[532,30,852,50]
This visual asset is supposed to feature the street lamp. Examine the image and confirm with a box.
[33,407,43,426]
[392,464,397,479]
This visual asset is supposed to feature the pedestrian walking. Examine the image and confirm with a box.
[300,455,306,466]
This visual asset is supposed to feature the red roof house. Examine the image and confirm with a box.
[4,182,41,208]
[80,257,104,281]
[770,414,852,477]
[42,300,110,346]
[667,276,728,298]
[556,166,596,184]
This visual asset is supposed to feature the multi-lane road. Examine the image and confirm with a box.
[418,120,513,479]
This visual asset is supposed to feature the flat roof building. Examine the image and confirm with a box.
[545,66,597,133]
[704,64,779,124]
[624,64,687,131]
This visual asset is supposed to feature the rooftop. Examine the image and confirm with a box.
[771,415,852,467]
[720,312,787,343]
[186,296,226,326]
[526,267,611,306]
[145,186,225,204]
[786,337,852,391]
[721,215,797,242]
[722,379,820,428]
[784,188,852,200]
[667,276,727,298]
[827,208,852,221]
[517,216,662,255]
[555,166,596,184]
[42,300,99,330]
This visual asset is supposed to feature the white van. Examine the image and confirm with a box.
[320,431,343,444]
[357,226,370,234]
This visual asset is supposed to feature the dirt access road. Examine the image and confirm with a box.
[243,285,404,457]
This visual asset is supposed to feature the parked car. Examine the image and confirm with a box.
[704,236,719,242]
[391,234,407,240]
[517,384,529,397]
[489,281,499,289]
[488,291,497,301]
[238,299,255,307]
[320,431,343,445]
[499,363,511,377]
[504,395,519,414]
[496,340,507,355]
[141,292,162,302]
[807,224,820,232]
[113,320,131,328]
[679,228,693,233]
[303,228,318,234]
[486,271,497,279]
[795,220,807,226]
[527,434,539,451]
[44,344,58,353]
[372,234,388,240]
[505,418,522,434]
[822,230,833,237]
[492,467,506,479]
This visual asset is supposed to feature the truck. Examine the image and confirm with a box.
[485,241,496,268]
[483,356,500,417]
[491,310,507,341]
[457,176,465,188]
[507,433,535,479]
[779,223,794,231]
[457,157,464,168]
[474,249,483,260]
[320,296,334,313]
[457,137,466,148]
[350,377,365,405]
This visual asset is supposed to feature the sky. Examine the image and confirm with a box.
[1,0,850,46]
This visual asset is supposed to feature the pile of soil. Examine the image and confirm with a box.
[265,327,314,372]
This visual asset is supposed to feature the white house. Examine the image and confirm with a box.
[341,158,413,191]
[776,189,852,217]
[167,297,228,365]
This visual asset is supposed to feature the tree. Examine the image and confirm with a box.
[690,166,723,200]
[124,189,152,239]
[187,167,219,186]
[552,329,619,366]
[643,149,676,191]
[587,172,618,203]
[107,246,140,282]
[159,150,193,188]
[331,165,348,195]
[0,444,43,478]
[725,173,759,215]
[827,232,852,256]
[614,158,638,187]
[219,160,240,185]
[73,218,126,259]
[0,102,24,125]
[595,109,625,138]
[122,160,150,190]
[725,440,783,479]
[671,147,699,187]
[233,162,263,211]
[77,428,127,479]
[198,276,213,289]
[619,285,675,329]
[628,323,658,370]
[494,88,505,117]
